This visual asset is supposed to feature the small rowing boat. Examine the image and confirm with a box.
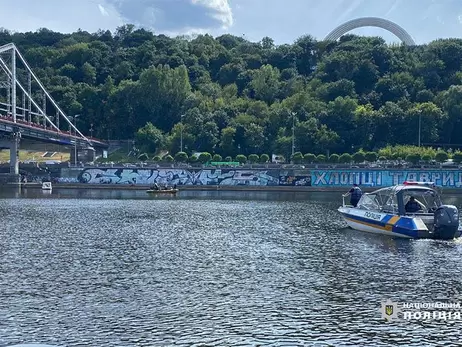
[146,189,178,194]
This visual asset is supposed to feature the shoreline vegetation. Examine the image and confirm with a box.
[2,28,462,165]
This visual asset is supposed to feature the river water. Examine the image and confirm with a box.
[1,188,462,347]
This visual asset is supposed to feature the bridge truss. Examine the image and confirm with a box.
[0,43,92,146]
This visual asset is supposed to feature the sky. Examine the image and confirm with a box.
[1,0,462,45]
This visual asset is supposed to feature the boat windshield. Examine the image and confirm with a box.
[355,185,443,214]
[356,194,381,210]
[356,186,398,213]
[402,188,442,213]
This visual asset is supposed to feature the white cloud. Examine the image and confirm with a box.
[192,0,233,28]
[98,4,110,17]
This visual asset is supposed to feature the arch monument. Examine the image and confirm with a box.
[324,17,416,45]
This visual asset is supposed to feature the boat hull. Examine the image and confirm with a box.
[42,182,52,191]
[337,206,447,239]
[342,214,413,238]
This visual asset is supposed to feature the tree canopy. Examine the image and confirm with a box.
[3,26,462,158]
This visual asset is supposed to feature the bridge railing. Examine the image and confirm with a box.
[0,43,100,147]
[0,114,106,146]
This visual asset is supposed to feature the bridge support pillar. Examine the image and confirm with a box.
[9,134,19,175]
[0,132,21,184]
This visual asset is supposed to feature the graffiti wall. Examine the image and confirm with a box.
[57,167,462,188]
[311,170,462,188]
[63,168,309,186]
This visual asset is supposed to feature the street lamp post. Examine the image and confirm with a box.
[73,114,80,166]
[90,123,93,138]
[180,114,185,153]
[418,111,422,147]
[291,112,296,159]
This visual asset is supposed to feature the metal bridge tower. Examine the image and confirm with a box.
[0,43,93,180]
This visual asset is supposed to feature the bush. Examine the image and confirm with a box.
[291,151,303,164]
[378,156,387,161]
[224,156,233,162]
[328,154,339,163]
[421,154,433,162]
[405,153,421,164]
[365,151,378,162]
[248,154,259,163]
[339,153,352,163]
[235,154,247,164]
[316,154,327,163]
[452,151,462,163]
[198,152,212,163]
[188,155,199,163]
[435,151,449,163]
[152,155,161,162]
[174,151,188,162]
[352,151,365,163]
[163,154,174,162]
[138,153,149,161]
[212,154,222,162]
[259,154,270,163]
[303,153,316,163]
[378,145,437,161]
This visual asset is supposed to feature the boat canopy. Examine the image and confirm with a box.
[357,183,442,216]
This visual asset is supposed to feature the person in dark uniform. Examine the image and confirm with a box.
[405,196,422,213]
[344,184,362,207]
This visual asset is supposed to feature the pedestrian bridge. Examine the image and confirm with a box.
[0,42,108,181]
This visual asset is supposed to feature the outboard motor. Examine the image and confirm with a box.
[433,205,460,240]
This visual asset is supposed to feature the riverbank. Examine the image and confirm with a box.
[9,182,462,194]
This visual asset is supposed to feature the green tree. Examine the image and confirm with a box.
[219,127,236,156]
[249,64,280,104]
[135,122,165,154]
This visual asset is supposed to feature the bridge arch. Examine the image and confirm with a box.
[324,17,415,45]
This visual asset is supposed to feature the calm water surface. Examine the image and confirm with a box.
[1,188,462,346]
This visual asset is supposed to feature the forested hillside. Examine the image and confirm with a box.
[2,25,462,159]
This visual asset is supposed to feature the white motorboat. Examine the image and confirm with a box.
[338,181,462,240]
[41,181,52,191]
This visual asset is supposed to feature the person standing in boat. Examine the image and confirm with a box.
[343,184,362,207]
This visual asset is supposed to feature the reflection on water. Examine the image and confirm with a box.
[1,189,462,346]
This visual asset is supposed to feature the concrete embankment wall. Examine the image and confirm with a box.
[49,166,462,191]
